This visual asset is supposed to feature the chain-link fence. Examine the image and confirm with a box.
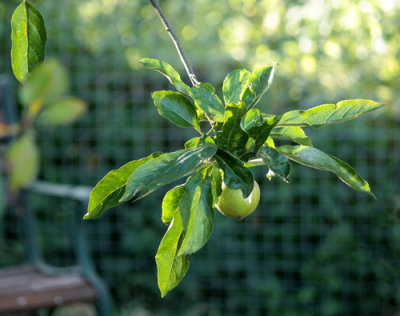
[1,1,399,315]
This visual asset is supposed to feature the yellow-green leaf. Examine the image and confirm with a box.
[39,97,86,125]
[278,100,383,128]
[140,58,191,95]
[278,145,375,198]
[11,1,47,82]
[19,59,68,107]
[222,69,250,105]
[190,84,225,122]
[7,131,39,192]
[270,127,312,146]
[156,211,189,297]
[152,90,200,131]
[162,185,184,225]
[120,143,217,203]
[84,152,162,219]
[241,65,275,108]
[178,167,215,255]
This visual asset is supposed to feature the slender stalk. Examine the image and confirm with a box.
[149,0,199,86]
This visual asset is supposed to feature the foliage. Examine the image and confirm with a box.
[11,1,46,82]
[84,54,381,295]
[1,1,86,214]
[3,58,86,195]
[5,0,385,299]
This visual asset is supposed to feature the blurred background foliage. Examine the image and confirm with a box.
[0,0,399,315]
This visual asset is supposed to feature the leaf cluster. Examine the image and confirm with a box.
[5,60,87,192]
[2,1,87,195]
[84,58,382,296]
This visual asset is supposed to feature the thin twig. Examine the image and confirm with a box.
[149,0,199,86]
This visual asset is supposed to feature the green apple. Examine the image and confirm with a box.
[216,180,260,219]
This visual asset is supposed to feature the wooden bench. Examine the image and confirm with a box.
[0,76,111,315]
[0,265,96,312]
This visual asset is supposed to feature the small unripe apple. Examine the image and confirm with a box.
[216,180,260,219]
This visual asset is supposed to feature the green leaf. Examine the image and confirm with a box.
[190,84,225,122]
[162,185,184,225]
[6,131,39,192]
[156,211,189,297]
[20,59,68,107]
[184,136,215,149]
[278,145,375,198]
[214,150,254,198]
[240,108,264,130]
[11,1,47,82]
[120,143,217,202]
[270,127,312,146]
[241,65,275,108]
[278,100,383,128]
[222,69,250,105]
[266,137,275,148]
[184,137,201,149]
[258,146,291,182]
[39,97,86,125]
[84,152,162,219]
[240,109,280,155]
[152,91,200,131]
[210,165,222,206]
[140,58,191,95]
[216,102,248,155]
[178,167,215,255]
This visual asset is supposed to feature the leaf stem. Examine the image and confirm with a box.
[149,0,199,86]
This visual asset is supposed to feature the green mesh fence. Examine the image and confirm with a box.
[1,2,400,315]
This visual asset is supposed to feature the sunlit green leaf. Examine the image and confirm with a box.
[39,97,86,125]
[84,152,162,219]
[184,136,215,149]
[178,167,215,255]
[120,143,217,202]
[190,84,225,122]
[222,69,250,105]
[240,109,280,155]
[156,211,189,297]
[19,59,68,107]
[7,131,39,192]
[11,1,47,82]
[241,65,275,108]
[152,91,200,131]
[240,108,264,130]
[216,102,248,155]
[140,58,191,94]
[265,137,275,148]
[214,150,254,198]
[258,146,291,182]
[162,185,184,225]
[184,137,201,149]
[278,100,383,128]
[270,127,312,146]
[278,145,375,198]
